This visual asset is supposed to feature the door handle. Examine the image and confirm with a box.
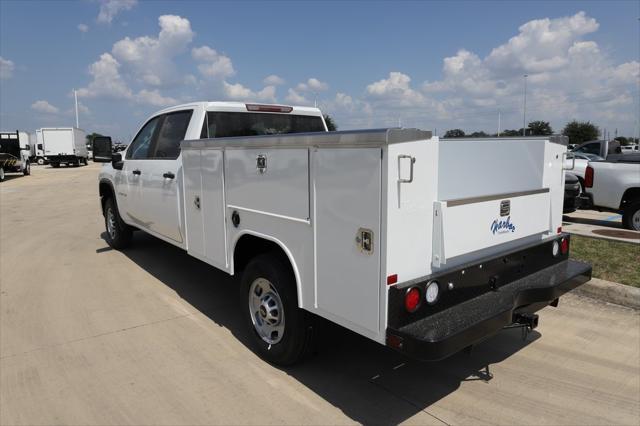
[163,172,175,179]
[132,169,141,175]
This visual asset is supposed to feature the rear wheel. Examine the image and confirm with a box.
[103,197,133,249]
[240,253,312,366]
[622,202,640,231]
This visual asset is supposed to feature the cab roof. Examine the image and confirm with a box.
[156,101,323,117]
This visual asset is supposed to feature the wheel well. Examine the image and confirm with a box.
[233,234,293,277]
[99,181,115,212]
[620,188,640,210]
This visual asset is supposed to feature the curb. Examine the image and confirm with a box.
[574,278,640,310]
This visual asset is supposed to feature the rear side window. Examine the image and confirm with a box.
[126,116,161,159]
[152,110,193,159]
[205,112,325,138]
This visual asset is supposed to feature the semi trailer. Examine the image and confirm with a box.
[94,101,592,365]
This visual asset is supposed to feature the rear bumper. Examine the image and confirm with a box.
[386,259,591,361]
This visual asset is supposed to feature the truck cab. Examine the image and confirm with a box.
[99,102,326,246]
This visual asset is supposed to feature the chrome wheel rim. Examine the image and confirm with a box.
[106,207,117,239]
[0,168,4,180]
[633,210,640,231]
[248,278,285,345]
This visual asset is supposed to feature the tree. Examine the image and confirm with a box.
[86,132,105,149]
[527,120,553,136]
[323,114,337,131]
[444,129,465,138]
[501,129,521,137]
[562,121,599,145]
[469,131,489,137]
[614,136,630,146]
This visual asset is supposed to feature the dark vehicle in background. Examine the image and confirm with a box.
[563,172,581,214]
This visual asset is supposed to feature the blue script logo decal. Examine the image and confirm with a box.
[491,216,516,234]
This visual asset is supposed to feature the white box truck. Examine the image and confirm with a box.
[93,102,592,365]
[39,127,88,167]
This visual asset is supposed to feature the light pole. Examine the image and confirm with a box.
[497,110,501,137]
[522,74,528,136]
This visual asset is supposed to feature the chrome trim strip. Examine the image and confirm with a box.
[445,188,550,207]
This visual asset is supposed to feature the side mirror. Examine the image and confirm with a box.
[24,144,31,151]
[112,152,124,170]
[93,136,113,162]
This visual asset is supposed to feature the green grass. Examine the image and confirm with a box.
[570,235,640,287]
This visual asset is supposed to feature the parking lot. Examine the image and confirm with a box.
[1,164,639,425]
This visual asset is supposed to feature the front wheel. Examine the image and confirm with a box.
[240,253,312,366]
[622,202,640,231]
[37,158,44,165]
[103,197,133,249]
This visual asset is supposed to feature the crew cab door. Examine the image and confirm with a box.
[140,110,192,243]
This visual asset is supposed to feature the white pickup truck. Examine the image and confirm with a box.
[94,102,591,365]
[584,154,640,230]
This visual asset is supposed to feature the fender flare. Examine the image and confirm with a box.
[231,230,304,308]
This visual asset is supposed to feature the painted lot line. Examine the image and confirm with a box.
[1,164,639,425]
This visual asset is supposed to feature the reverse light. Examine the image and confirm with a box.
[585,166,594,188]
[404,287,421,313]
[246,104,293,113]
[560,237,569,255]
[552,240,560,257]
[426,281,440,304]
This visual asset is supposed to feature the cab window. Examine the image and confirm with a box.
[151,110,193,159]
[126,116,161,159]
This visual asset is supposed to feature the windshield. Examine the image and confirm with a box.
[204,112,326,138]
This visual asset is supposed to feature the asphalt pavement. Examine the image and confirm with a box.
[1,164,639,425]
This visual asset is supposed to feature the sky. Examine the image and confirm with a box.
[1,0,639,142]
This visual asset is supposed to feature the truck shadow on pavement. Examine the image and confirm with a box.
[108,232,540,425]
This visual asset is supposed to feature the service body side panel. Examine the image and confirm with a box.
[313,148,382,339]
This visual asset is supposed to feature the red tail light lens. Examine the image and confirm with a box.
[585,166,594,188]
[405,287,421,313]
[246,104,293,113]
[560,237,569,255]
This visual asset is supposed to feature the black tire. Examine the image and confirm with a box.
[23,162,30,176]
[622,202,640,231]
[103,197,133,249]
[37,158,44,166]
[240,253,312,366]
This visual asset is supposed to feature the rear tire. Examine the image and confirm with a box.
[240,253,312,366]
[103,197,133,249]
[622,202,640,231]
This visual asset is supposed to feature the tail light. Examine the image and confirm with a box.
[560,237,569,255]
[404,287,421,312]
[585,166,594,188]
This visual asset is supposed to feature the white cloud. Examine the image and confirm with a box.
[137,89,177,107]
[263,74,285,86]
[223,82,276,102]
[366,72,425,107]
[295,77,329,92]
[192,45,235,79]
[97,0,137,24]
[78,23,89,33]
[112,15,194,87]
[285,88,311,105]
[31,100,60,114]
[77,53,133,100]
[0,56,15,79]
